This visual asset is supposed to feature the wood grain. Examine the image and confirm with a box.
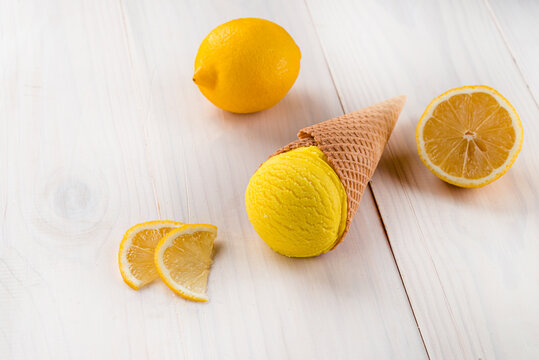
[0,0,427,359]
[305,0,539,358]
[487,0,539,104]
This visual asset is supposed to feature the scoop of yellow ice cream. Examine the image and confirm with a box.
[245,146,347,257]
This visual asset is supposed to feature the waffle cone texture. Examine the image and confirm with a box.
[272,96,406,249]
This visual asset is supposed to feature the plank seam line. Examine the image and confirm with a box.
[302,1,431,358]
[302,0,347,114]
[368,181,431,360]
[180,151,192,223]
[117,0,162,218]
[483,0,539,111]
[141,69,162,219]
[383,143,470,357]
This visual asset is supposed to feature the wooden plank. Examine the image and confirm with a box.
[0,1,163,358]
[305,0,539,359]
[117,1,427,359]
[0,0,427,358]
[486,1,539,103]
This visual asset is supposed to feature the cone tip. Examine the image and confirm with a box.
[350,95,407,114]
[395,94,407,102]
[388,94,407,108]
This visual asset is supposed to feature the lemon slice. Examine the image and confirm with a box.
[118,220,184,290]
[155,224,217,302]
[416,85,523,188]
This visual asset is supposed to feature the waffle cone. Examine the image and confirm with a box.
[272,95,406,249]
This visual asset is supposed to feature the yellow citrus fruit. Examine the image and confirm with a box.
[155,224,217,302]
[417,85,523,188]
[193,18,301,113]
[118,220,184,290]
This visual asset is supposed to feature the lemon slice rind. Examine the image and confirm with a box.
[416,85,523,188]
[154,224,217,302]
[118,220,184,290]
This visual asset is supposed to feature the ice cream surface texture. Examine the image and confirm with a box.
[245,146,347,257]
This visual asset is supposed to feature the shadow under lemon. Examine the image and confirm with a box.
[374,122,528,215]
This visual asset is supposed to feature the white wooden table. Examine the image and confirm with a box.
[1,1,538,359]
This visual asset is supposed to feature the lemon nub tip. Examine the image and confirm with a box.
[192,67,215,88]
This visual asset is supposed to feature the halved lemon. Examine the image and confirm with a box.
[155,224,217,302]
[416,85,523,188]
[118,220,184,290]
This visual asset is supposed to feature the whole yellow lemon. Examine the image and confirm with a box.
[193,18,301,114]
